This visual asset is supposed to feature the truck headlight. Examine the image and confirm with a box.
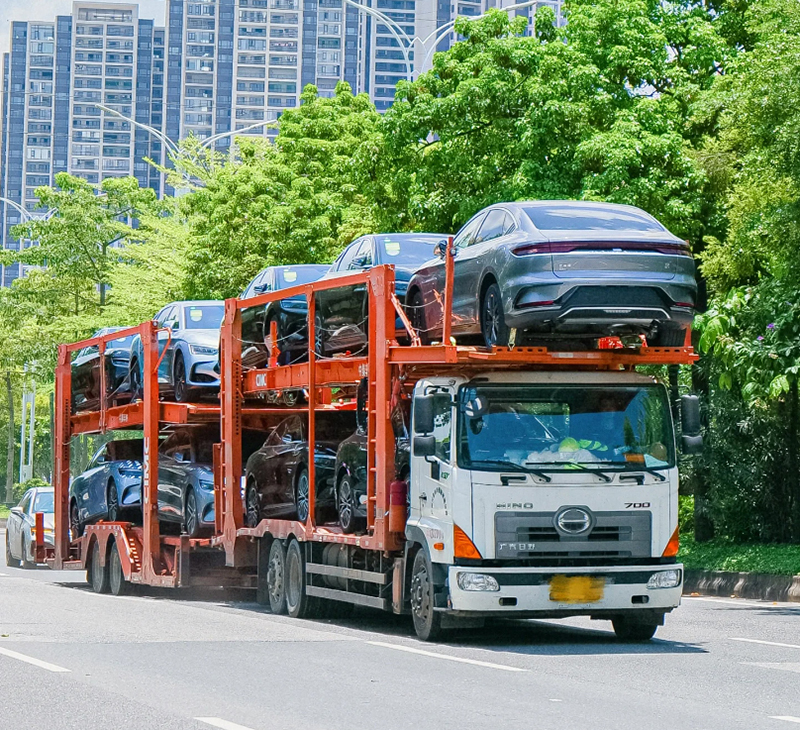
[456,572,500,592]
[647,569,682,589]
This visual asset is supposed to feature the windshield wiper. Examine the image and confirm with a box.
[527,461,613,483]
[620,466,667,482]
[471,459,551,482]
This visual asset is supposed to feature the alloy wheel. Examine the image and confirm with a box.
[296,470,310,524]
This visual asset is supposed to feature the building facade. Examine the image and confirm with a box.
[1,0,562,285]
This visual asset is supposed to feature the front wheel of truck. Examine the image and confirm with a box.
[410,550,443,642]
[612,616,658,642]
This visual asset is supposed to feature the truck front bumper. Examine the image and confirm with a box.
[445,564,682,618]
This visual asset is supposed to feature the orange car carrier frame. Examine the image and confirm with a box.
[45,244,697,608]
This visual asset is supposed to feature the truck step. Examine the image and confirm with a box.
[306,584,390,610]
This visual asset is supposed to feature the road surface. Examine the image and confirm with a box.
[1,529,799,730]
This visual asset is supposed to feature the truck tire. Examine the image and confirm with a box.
[612,616,658,642]
[108,540,131,596]
[267,539,287,615]
[89,540,110,594]
[285,539,321,619]
[410,550,443,642]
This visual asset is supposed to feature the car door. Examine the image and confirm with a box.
[7,491,31,557]
[454,208,509,330]
[158,431,191,520]
[80,444,111,522]
[411,391,454,526]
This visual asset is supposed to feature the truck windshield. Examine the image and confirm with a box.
[457,384,674,473]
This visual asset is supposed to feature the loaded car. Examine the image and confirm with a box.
[244,411,356,527]
[239,264,330,368]
[5,486,54,568]
[69,439,143,537]
[71,327,136,412]
[315,233,448,356]
[405,201,697,348]
[157,426,217,538]
[334,388,410,532]
[129,300,224,402]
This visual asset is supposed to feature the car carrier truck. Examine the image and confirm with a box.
[46,250,700,642]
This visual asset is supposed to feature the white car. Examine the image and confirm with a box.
[5,486,54,568]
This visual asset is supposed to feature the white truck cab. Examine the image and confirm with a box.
[405,370,689,641]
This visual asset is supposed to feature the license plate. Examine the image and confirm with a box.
[549,575,605,604]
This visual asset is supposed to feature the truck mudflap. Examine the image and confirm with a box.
[443,564,683,617]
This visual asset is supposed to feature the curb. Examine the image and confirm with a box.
[684,569,800,603]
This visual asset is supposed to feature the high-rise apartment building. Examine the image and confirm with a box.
[0,2,165,286]
[1,0,561,285]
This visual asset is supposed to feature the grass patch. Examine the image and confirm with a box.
[0,505,9,519]
[679,534,800,575]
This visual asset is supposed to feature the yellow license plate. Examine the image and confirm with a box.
[549,575,605,604]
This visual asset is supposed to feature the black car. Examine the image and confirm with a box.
[244,411,356,527]
[315,233,448,357]
[240,264,330,368]
[334,391,410,533]
[71,328,136,412]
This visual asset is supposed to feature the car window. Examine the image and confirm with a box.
[377,235,442,266]
[182,304,224,330]
[33,492,54,513]
[391,405,408,439]
[453,214,486,249]
[18,491,33,514]
[277,265,328,289]
[284,416,304,442]
[155,306,174,326]
[349,239,372,270]
[474,209,508,244]
[332,241,360,272]
[91,444,109,467]
[161,431,190,459]
[523,205,665,232]
[265,426,282,447]
[502,212,517,236]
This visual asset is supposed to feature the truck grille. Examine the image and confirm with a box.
[495,511,651,560]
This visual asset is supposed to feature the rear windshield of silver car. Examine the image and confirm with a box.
[523,206,665,232]
[183,305,224,330]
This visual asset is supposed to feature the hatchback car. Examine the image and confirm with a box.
[240,264,330,368]
[69,439,143,537]
[6,486,54,568]
[244,411,356,527]
[71,327,136,412]
[315,233,448,356]
[405,201,696,348]
[129,300,224,402]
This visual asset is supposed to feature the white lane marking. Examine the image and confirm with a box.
[770,717,800,724]
[367,641,527,672]
[0,646,70,673]
[744,663,800,674]
[196,718,258,730]
[732,638,800,650]
[686,596,799,609]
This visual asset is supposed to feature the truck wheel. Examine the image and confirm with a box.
[267,539,288,615]
[285,539,321,619]
[410,550,443,642]
[108,540,132,596]
[5,532,20,568]
[612,617,658,642]
[90,541,110,594]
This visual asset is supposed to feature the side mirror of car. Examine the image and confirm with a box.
[10,507,23,517]
[413,395,434,434]
[413,435,436,458]
[434,240,448,259]
[253,284,268,295]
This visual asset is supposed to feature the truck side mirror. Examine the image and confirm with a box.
[413,435,436,457]
[680,394,703,454]
[413,395,434,434]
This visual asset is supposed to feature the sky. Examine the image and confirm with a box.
[1,0,167,56]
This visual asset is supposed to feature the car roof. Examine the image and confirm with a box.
[165,300,223,307]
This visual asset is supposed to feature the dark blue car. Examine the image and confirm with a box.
[315,233,448,356]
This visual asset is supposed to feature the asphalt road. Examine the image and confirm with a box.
[1,529,799,730]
